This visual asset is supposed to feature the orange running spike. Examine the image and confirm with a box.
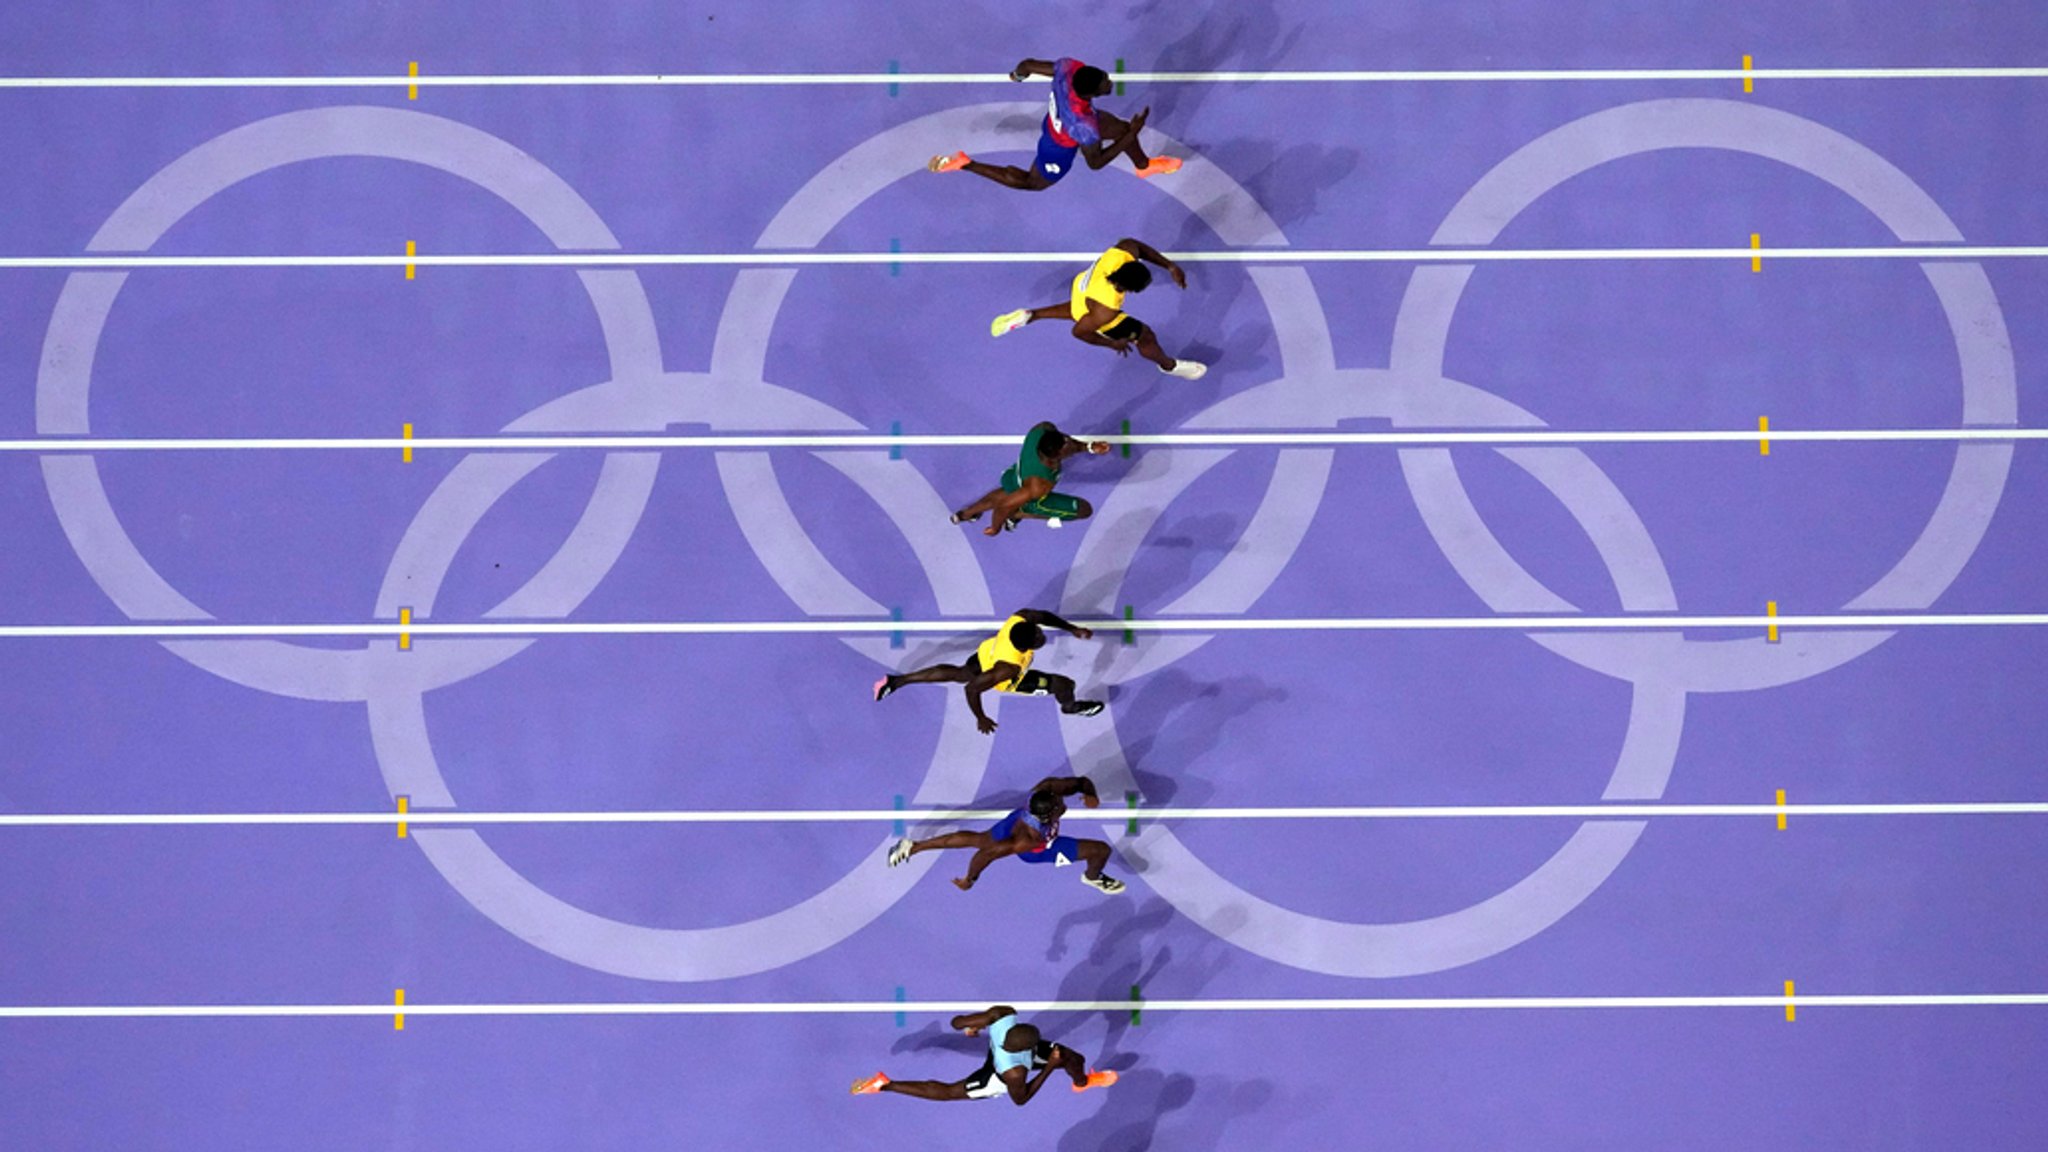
[850,1072,891,1095]
[1135,157,1183,178]
[927,151,971,173]
[1074,1070,1119,1092]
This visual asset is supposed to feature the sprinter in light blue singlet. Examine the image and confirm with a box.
[850,1005,1118,1103]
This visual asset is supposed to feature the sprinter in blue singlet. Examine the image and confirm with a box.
[926,55,1182,189]
[886,775,1125,895]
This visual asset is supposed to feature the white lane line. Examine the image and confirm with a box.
[3,802,2044,829]
[3,994,2044,1020]
[6,427,2044,454]
[2,246,2045,270]
[3,67,2047,89]
[0,614,2042,640]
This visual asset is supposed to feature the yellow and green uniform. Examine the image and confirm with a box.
[1069,246,1138,332]
[975,615,1037,692]
[999,423,1085,519]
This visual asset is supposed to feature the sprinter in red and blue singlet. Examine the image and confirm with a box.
[885,775,1126,895]
[927,55,1183,189]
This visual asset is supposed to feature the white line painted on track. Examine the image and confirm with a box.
[2,246,2045,270]
[6,427,2045,454]
[3,802,2044,829]
[0,613,2042,641]
[3,994,2045,1020]
[3,67,2047,89]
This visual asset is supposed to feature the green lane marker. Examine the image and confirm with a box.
[1129,983,1143,1025]
[1114,57,1125,96]
[1122,604,1136,646]
[1119,417,1131,459]
[1125,790,1140,836]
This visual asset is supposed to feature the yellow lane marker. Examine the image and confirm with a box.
[1783,980,1796,1021]
[399,607,413,651]
[1743,55,1755,94]
[1776,788,1788,830]
[1766,601,1779,643]
[1759,415,1770,455]
[408,62,419,100]
[1750,232,1762,272]
[395,988,406,1030]
[397,795,409,839]
[404,239,416,280]
[401,422,413,462]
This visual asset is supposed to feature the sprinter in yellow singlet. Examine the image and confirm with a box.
[988,238,1207,379]
[873,609,1104,734]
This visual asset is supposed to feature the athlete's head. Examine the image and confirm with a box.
[1002,1022,1042,1051]
[1074,66,1113,98]
[1028,789,1062,821]
[1008,620,1047,651]
[1036,427,1070,460]
[1107,261,1153,293]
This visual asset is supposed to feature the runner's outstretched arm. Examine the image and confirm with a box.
[1030,776,1101,806]
[1114,237,1188,287]
[1004,1061,1061,1106]
[1087,107,1152,168]
[1017,609,1094,639]
[952,1006,1015,1033]
[1054,437,1114,463]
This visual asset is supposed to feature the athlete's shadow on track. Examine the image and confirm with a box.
[1126,0,1303,127]
[885,896,1209,1061]
[1037,898,1222,1057]
[887,896,1266,1150]
[1024,528,1230,622]
[1021,547,1292,787]
[1037,899,1272,1151]
[1062,1070,1276,1152]
[1066,365,1219,462]
[1091,667,1287,783]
